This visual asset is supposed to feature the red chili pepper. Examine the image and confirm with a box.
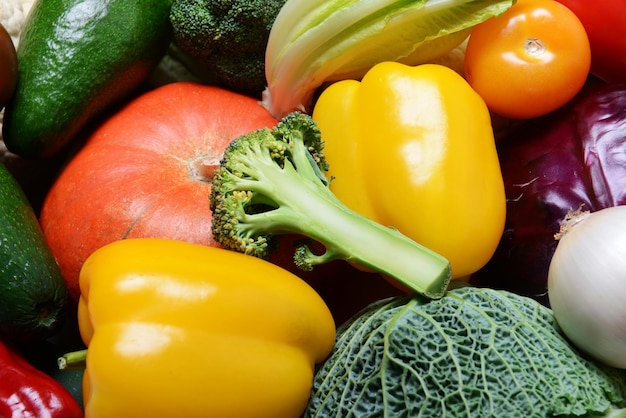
[0,339,83,418]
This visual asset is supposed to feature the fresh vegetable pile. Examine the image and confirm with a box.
[1,0,626,416]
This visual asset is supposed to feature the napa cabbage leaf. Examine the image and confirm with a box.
[305,286,626,417]
[262,0,515,119]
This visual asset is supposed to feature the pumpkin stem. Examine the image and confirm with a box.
[189,155,219,183]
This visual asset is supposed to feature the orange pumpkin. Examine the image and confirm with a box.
[40,82,278,302]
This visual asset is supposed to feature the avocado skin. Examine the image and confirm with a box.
[2,0,173,159]
[0,163,69,343]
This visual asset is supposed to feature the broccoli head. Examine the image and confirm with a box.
[170,0,287,96]
[210,112,452,299]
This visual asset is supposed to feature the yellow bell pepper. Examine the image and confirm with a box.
[312,62,506,279]
[74,238,336,418]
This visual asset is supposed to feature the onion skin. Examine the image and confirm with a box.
[548,206,626,369]
[470,82,626,305]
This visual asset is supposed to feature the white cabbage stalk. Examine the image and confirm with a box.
[261,0,514,119]
[548,206,626,369]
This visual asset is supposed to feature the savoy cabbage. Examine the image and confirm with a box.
[305,286,626,417]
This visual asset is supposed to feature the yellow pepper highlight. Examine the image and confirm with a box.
[312,62,506,279]
[77,238,336,418]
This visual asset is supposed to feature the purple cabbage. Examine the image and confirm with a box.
[470,82,626,305]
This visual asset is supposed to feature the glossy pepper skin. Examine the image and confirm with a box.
[312,62,506,280]
[0,339,83,418]
[77,238,336,418]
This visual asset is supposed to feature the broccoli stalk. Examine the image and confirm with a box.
[210,112,451,299]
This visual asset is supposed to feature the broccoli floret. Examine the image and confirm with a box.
[210,112,452,299]
[170,0,286,97]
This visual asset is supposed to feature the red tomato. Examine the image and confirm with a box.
[0,24,17,108]
[40,82,279,302]
[555,0,626,83]
[464,0,591,119]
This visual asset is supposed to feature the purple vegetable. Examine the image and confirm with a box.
[470,82,626,305]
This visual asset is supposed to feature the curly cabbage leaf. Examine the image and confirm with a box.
[305,286,626,417]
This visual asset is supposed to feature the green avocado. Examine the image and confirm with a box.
[2,0,173,159]
[0,162,69,342]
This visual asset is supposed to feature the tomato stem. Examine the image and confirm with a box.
[524,37,546,57]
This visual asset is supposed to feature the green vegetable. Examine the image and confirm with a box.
[0,162,69,343]
[261,0,515,119]
[209,111,451,299]
[170,0,287,97]
[2,0,173,159]
[305,286,626,417]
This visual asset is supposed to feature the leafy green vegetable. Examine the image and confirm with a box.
[262,0,515,118]
[305,286,626,417]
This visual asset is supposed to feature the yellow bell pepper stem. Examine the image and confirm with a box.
[74,238,336,418]
[312,62,506,280]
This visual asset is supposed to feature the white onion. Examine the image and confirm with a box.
[548,205,626,369]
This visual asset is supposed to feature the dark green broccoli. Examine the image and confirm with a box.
[209,112,452,299]
[170,0,287,97]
